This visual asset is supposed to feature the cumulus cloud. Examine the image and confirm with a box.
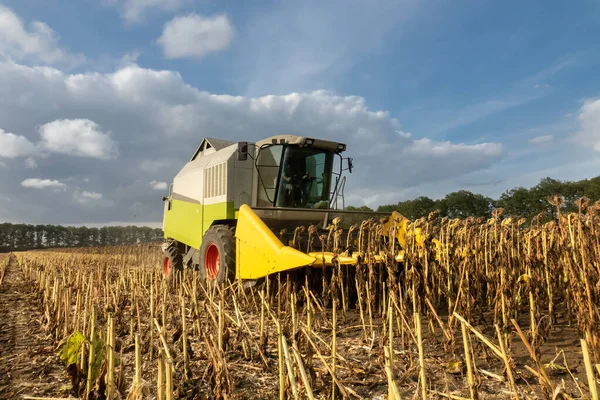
[149,181,168,190]
[21,178,66,190]
[158,13,235,59]
[0,128,35,158]
[529,135,553,144]
[0,5,84,66]
[573,99,600,151]
[39,119,118,159]
[25,157,38,168]
[381,138,504,191]
[82,191,102,200]
[120,50,142,66]
[74,190,115,207]
[118,0,189,23]
[0,61,504,224]
[408,139,502,157]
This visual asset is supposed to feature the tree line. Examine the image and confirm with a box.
[347,175,600,222]
[3,174,598,252]
[0,223,163,252]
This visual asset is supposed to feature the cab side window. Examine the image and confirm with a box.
[256,145,283,206]
[305,152,326,203]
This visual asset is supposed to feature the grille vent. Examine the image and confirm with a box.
[204,162,227,198]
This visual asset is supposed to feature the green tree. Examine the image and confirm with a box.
[497,187,537,220]
[397,196,438,220]
[0,221,163,252]
[439,190,494,219]
[345,205,374,212]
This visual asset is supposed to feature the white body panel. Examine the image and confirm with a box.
[172,141,255,209]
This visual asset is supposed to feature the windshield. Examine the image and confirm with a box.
[275,146,333,208]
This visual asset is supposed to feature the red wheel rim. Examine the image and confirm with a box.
[205,243,220,280]
[163,256,171,277]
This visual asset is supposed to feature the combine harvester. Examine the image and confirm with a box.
[160,134,427,283]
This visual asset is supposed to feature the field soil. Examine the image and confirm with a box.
[0,249,595,399]
[0,255,71,399]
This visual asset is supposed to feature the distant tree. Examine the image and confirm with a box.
[531,178,566,217]
[399,196,438,220]
[438,190,495,219]
[376,204,398,213]
[0,222,163,252]
[582,176,600,200]
[345,205,374,212]
[495,176,600,222]
[496,187,537,219]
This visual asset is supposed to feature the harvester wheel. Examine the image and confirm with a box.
[162,243,184,279]
[199,225,235,284]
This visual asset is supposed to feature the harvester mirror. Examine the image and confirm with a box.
[238,142,249,161]
[347,157,353,173]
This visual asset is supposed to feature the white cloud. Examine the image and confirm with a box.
[388,138,504,190]
[158,13,235,59]
[149,180,168,190]
[0,61,504,224]
[0,128,35,158]
[81,191,102,200]
[74,190,115,207]
[110,0,190,23]
[408,138,503,157]
[21,178,66,190]
[120,50,141,66]
[0,6,84,66]
[24,157,38,168]
[39,119,118,159]
[573,98,600,151]
[529,135,553,144]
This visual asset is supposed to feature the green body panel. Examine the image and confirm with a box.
[163,198,236,249]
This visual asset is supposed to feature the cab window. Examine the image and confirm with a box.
[276,146,332,208]
[256,145,283,206]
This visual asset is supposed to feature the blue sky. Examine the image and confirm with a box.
[0,0,600,225]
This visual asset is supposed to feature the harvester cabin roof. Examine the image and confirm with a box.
[191,137,237,161]
[256,134,346,153]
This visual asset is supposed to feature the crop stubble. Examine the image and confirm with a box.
[2,198,600,399]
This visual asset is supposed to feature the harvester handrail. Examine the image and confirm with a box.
[330,175,346,209]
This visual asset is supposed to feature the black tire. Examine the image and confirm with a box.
[162,242,184,279]
[199,225,236,285]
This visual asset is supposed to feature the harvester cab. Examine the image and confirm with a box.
[161,134,406,283]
